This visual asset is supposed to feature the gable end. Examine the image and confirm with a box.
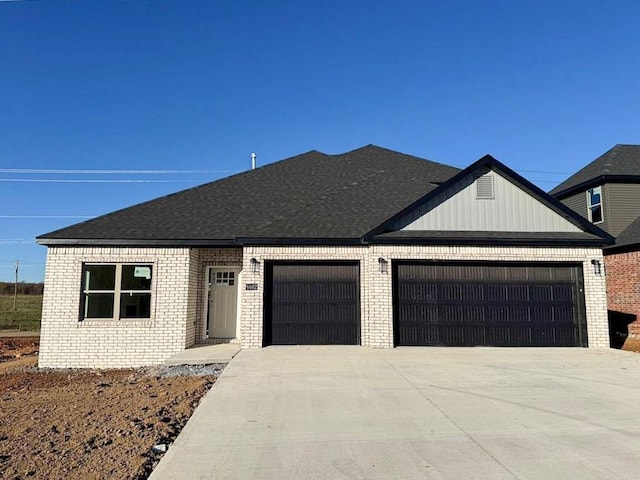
[365,155,614,246]
[396,167,582,232]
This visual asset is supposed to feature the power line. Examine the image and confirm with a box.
[0,178,199,183]
[529,179,561,184]
[516,169,571,175]
[0,168,234,174]
[1,166,567,177]
[0,215,95,219]
[0,177,562,185]
[0,263,44,268]
[0,239,35,245]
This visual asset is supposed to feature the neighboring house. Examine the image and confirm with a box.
[550,144,640,342]
[37,145,613,368]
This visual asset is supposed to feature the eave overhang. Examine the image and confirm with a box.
[552,175,640,199]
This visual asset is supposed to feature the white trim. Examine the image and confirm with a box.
[235,269,243,341]
[586,186,604,224]
[201,267,209,340]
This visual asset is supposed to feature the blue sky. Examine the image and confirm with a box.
[2,0,639,282]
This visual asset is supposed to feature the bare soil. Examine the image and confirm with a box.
[622,336,640,353]
[0,336,40,364]
[0,338,218,480]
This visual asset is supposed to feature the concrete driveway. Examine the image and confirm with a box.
[150,347,640,480]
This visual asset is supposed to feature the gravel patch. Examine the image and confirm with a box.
[154,363,227,378]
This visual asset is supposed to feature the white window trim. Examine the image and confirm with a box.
[81,263,153,321]
[586,186,604,224]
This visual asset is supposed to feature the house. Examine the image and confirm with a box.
[36,145,613,368]
[550,145,640,343]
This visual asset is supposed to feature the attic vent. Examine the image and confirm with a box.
[476,174,494,199]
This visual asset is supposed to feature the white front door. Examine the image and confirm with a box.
[207,269,238,338]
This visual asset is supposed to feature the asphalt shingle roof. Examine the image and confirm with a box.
[37,145,461,244]
[550,144,640,197]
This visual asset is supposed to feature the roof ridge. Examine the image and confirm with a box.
[331,144,461,171]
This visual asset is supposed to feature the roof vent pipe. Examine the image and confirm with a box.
[251,152,257,170]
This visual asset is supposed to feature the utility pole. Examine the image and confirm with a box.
[13,260,19,311]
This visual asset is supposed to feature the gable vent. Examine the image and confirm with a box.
[476,174,494,199]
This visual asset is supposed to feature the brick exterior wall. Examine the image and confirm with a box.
[605,251,640,335]
[40,244,610,368]
[39,246,194,368]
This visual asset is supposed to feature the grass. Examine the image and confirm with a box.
[0,294,42,331]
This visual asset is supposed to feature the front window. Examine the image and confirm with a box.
[82,264,153,320]
[587,186,603,224]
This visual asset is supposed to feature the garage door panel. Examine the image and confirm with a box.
[509,285,529,301]
[441,304,485,323]
[394,262,587,347]
[553,306,575,324]
[504,266,528,280]
[409,284,437,301]
[554,285,575,302]
[270,321,357,345]
[486,306,507,323]
[265,262,360,346]
[400,304,439,324]
[530,305,553,322]
[401,325,438,345]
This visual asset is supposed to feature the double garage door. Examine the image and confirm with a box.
[263,261,587,347]
[394,262,587,347]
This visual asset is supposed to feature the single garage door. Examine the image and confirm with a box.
[264,262,360,346]
[393,261,587,347]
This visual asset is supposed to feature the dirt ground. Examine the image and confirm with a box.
[622,336,640,353]
[2,335,638,479]
[0,337,218,480]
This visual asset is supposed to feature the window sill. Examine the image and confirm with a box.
[78,319,153,328]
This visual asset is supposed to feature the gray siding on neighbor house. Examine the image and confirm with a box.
[399,169,581,232]
[605,183,640,236]
[561,191,588,220]
[559,183,640,237]
[562,186,610,233]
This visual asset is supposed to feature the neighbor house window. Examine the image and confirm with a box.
[82,264,153,320]
[587,186,603,224]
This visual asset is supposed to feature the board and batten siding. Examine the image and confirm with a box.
[605,183,640,236]
[398,169,581,232]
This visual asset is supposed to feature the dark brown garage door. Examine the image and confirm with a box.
[264,262,360,346]
[393,262,587,347]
